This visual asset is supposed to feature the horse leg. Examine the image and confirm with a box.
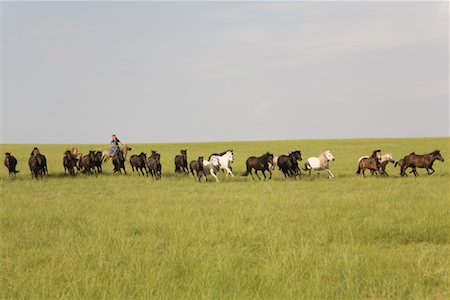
[225,167,234,177]
[262,170,267,180]
[268,169,272,180]
[210,169,219,182]
[255,170,261,180]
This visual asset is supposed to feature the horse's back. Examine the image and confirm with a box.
[306,157,322,169]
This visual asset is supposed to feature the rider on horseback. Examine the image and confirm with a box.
[109,134,123,155]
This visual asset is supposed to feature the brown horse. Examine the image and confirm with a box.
[356,149,381,177]
[102,145,132,164]
[174,149,188,174]
[4,153,19,177]
[242,152,274,180]
[79,151,97,175]
[147,151,161,180]
[189,156,205,182]
[278,150,302,179]
[401,150,444,176]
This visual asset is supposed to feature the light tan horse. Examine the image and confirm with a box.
[102,144,132,164]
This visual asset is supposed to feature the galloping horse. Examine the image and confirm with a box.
[203,156,221,182]
[356,149,381,177]
[303,150,335,178]
[209,150,234,177]
[242,152,274,180]
[401,150,444,176]
[102,144,132,164]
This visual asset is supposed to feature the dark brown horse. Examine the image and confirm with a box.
[242,152,274,180]
[401,150,444,176]
[189,156,205,182]
[112,150,127,174]
[79,151,97,175]
[63,150,78,176]
[29,149,47,179]
[147,151,161,180]
[130,152,148,176]
[356,149,381,177]
[174,149,188,174]
[278,150,302,178]
[4,153,19,177]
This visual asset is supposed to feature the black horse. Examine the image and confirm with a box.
[278,150,302,178]
[242,152,274,180]
[4,152,19,177]
[113,150,127,174]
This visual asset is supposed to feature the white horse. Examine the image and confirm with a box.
[303,150,335,178]
[269,155,279,171]
[209,150,234,177]
[203,157,221,182]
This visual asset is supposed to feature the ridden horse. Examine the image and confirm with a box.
[242,152,274,180]
[356,150,381,177]
[112,150,127,174]
[63,150,79,176]
[278,150,302,179]
[209,150,234,177]
[203,156,221,182]
[147,151,162,180]
[102,145,132,164]
[130,152,148,176]
[303,150,335,178]
[174,149,189,174]
[4,153,19,177]
[401,150,444,176]
[189,156,206,182]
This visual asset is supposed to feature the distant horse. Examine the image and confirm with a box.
[401,150,444,176]
[4,153,19,177]
[356,150,381,177]
[112,150,127,174]
[203,156,221,182]
[130,152,148,176]
[242,152,273,180]
[79,151,97,175]
[269,155,279,171]
[303,150,335,178]
[174,149,188,174]
[358,151,394,176]
[102,145,132,164]
[190,156,205,182]
[147,151,161,180]
[29,148,47,179]
[278,150,302,178]
[209,150,234,177]
[63,150,78,176]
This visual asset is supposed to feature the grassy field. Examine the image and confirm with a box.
[1,137,449,299]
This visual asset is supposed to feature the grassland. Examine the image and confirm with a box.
[1,137,449,299]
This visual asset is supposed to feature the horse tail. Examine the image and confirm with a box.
[241,160,251,176]
[302,161,311,171]
[355,162,361,175]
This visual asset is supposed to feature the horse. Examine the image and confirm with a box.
[209,150,234,177]
[78,151,97,175]
[147,151,161,180]
[401,150,444,176]
[4,153,19,177]
[174,149,189,174]
[189,156,206,182]
[278,150,302,179]
[269,155,279,171]
[303,150,335,178]
[356,150,381,177]
[112,150,127,175]
[376,154,395,176]
[130,152,148,176]
[29,150,47,179]
[242,152,273,180]
[63,150,78,176]
[203,156,221,182]
[102,144,132,164]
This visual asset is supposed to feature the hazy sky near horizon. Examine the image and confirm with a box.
[1,1,448,144]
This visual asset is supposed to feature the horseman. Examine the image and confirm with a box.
[109,134,123,156]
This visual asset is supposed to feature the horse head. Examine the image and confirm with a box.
[433,150,444,162]
[325,151,335,161]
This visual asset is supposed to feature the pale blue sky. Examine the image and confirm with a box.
[1,1,448,144]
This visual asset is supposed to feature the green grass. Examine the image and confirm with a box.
[1,137,449,299]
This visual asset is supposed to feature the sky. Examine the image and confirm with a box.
[1,1,449,144]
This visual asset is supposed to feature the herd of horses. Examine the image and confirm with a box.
[3,146,445,181]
